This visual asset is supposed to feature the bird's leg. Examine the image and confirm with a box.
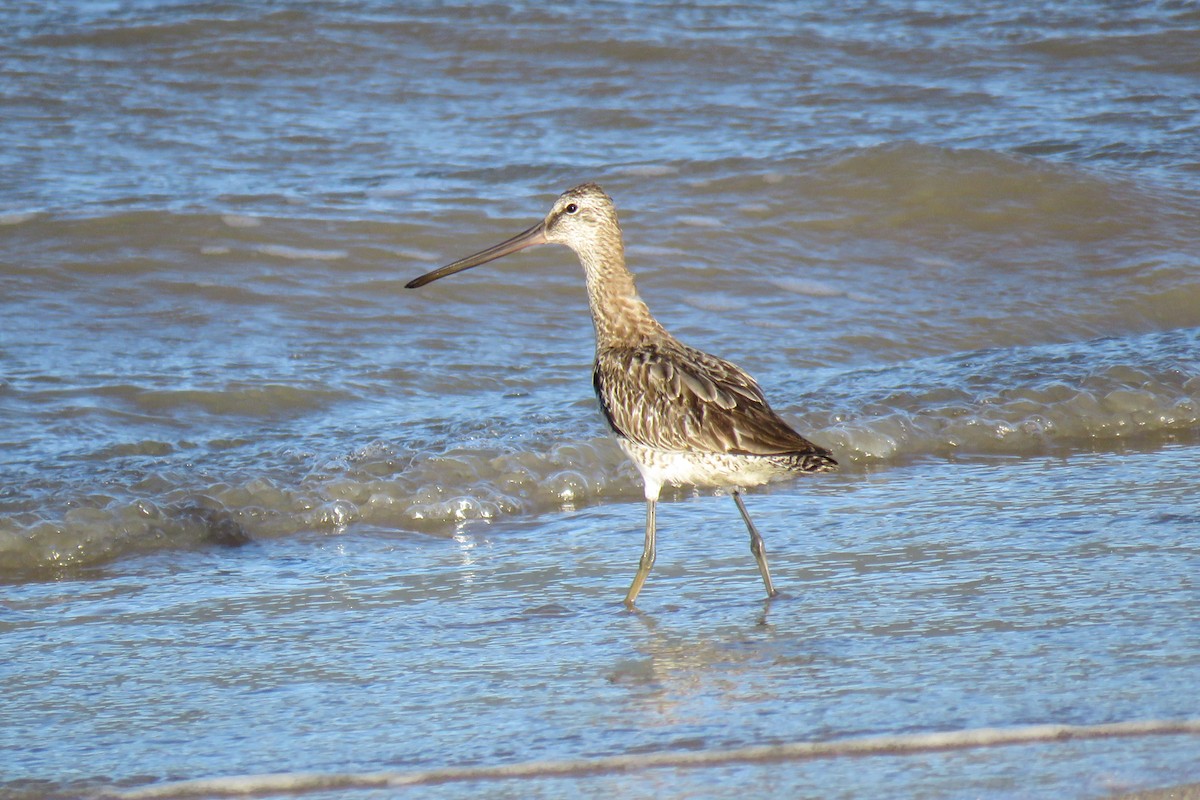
[624,498,656,608]
[733,491,777,598]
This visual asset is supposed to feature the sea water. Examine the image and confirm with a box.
[2,3,1199,797]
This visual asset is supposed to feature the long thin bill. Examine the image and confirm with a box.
[405,221,548,289]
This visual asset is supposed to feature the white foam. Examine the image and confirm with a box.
[257,244,348,261]
[0,211,36,225]
[628,245,683,258]
[618,164,679,177]
[221,214,261,228]
[393,247,440,262]
[770,277,845,298]
[681,294,748,312]
[679,215,723,228]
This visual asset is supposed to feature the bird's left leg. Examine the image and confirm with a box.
[733,491,777,598]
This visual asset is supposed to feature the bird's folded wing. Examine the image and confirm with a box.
[593,342,831,458]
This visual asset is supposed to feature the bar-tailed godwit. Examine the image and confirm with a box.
[407,183,836,606]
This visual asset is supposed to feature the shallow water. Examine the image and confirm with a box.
[2,2,1200,797]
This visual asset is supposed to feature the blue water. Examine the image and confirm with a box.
[2,2,1199,798]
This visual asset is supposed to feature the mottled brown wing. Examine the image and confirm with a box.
[593,341,833,458]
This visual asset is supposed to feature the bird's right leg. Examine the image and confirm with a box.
[624,498,656,608]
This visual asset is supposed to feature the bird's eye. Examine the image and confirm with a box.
[564,203,579,214]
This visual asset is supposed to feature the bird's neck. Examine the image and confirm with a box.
[577,238,665,350]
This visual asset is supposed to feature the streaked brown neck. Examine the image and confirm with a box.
[575,226,665,351]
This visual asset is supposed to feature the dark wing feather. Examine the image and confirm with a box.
[593,341,834,459]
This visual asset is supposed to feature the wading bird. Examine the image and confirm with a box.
[406,184,836,606]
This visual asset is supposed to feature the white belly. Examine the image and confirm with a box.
[618,439,791,500]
